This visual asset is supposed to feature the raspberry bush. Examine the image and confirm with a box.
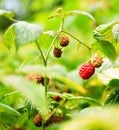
[0,1,119,130]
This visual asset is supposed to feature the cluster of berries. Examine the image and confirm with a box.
[79,57,103,80]
[53,36,69,58]
[33,113,62,127]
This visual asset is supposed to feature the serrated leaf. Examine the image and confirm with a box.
[4,21,43,49]
[112,24,119,42]
[65,10,96,22]
[0,9,14,18]
[14,21,43,48]
[93,21,119,41]
[2,75,48,119]
[109,79,119,88]
[4,24,15,49]
[92,40,117,62]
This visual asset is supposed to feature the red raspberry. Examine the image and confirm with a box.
[53,95,61,101]
[79,63,95,79]
[53,47,62,58]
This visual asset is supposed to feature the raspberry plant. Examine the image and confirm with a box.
[0,6,119,130]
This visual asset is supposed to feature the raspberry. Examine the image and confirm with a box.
[33,114,42,127]
[79,63,95,79]
[53,95,61,101]
[32,74,44,84]
[91,57,103,68]
[52,116,62,123]
[60,36,69,47]
[53,47,62,58]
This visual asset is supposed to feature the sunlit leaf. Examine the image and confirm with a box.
[93,21,119,41]
[4,21,43,49]
[92,40,117,62]
[0,9,14,18]
[4,24,15,49]
[112,24,119,42]
[14,21,43,48]
[2,75,48,119]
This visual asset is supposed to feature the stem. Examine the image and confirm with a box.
[62,30,92,58]
[0,91,19,102]
[9,18,18,23]
[35,40,46,66]
[45,31,61,63]
[45,98,67,121]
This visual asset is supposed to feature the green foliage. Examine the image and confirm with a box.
[93,21,119,41]
[0,9,14,19]
[92,40,117,62]
[4,21,43,49]
[2,75,48,120]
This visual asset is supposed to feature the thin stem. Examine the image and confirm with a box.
[62,30,92,58]
[0,91,19,102]
[35,40,46,66]
[45,98,67,121]
[45,31,61,63]
[9,18,18,23]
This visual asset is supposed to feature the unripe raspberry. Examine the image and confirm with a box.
[32,74,44,84]
[33,114,42,127]
[79,63,95,79]
[60,36,69,47]
[53,47,62,58]
[53,95,61,101]
[52,116,62,123]
[91,57,103,68]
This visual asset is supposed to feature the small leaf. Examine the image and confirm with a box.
[4,24,15,49]
[65,10,96,22]
[93,21,119,41]
[65,96,102,109]
[2,75,48,119]
[109,79,119,88]
[112,24,119,42]
[0,103,21,116]
[92,40,117,62]
[14,21,43,48]
[0,9,14,18]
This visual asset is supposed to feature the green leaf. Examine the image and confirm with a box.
[64,10,96,22]
[112,24,119,42]
[0,103,21,116]
[92,40,117,62]
[14,21,43,48]
[4,21,43,49]
[4,24,15,49]
[65,96,102,109]
[93,21,119,41]
[0,9,14,18]
[2,75,48,119]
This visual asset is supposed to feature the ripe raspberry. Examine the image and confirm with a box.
[79,63,95,79]
[91,57,103,68]
[60,36,69,47]
[53,47,62,58]
[53,95,61,101]
[33,114,42,127]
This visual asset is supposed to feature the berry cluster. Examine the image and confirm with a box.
[79,57,103,80]
[53,36,70,58]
